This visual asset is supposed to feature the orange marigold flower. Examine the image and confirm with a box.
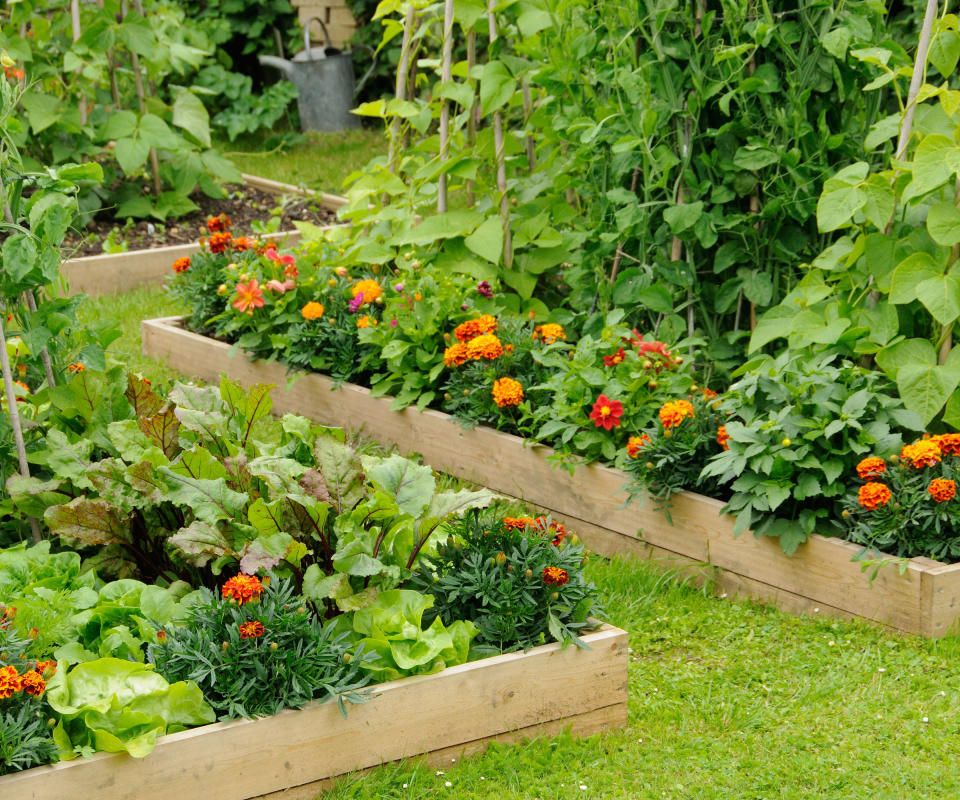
[929,478,956,503]
[0,665,21,698]
[589,394,623,430]
[67,362,85,374]
[230,235,258,251]
[414,293,422,301]
[702,387,718,399]
[232,279,265,314]
[208,231,233,253]
[542,566,569,586]
[206,214,232,232]
[19,670,45,697]
[503,516,534,531]
[351,279,383,305]
[172,256,191,273]
[532,323,565,345]
[35,660,56,678]
[627,434,651,458]
[528,516,566,546]
[301,302,325,320]
[238,621,265,639]
[492,377,524,408]
[466,333,504,361]
[858,482,892,510]
[717,425,731,450]
[222,574,264,605]
[933,433,960,456]
[856,457,886,479]
[900,439,942,469]
[443,342,469,367]
[356,315,377,329]
[454,315,498,343]
[659,400,695,429]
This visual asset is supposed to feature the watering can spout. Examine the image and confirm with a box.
[258,54,295,80]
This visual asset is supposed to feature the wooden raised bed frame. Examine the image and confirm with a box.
[141,317,960,638]
[61,175,347,298]
[2,624,626,800]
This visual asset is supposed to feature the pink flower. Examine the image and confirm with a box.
[264,279,296,294]
[477,280,493,298]
[232,280,265,314]
[348,293,365,313]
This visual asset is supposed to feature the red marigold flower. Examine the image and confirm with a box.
[589,394,623,430]
[717,425,730,450]
[0,665,21,699]
[858,482,892,510]
[19,670,45,697]
[603,347,626,367]
[222,574,264,605]
[238,620,265,639]
[929,478,956,503]
[454,315,498,342]
[627,434,651,458]
[0,605,15,628]
[542,566,569,586]
[208,231,233,253]
[659,400,695,429]
[856,457,886,480]
[232,279,265,314]
[172,256,191,273]
[901,440,942,469]
[206,214,232,232]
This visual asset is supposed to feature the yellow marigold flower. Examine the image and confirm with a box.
[492,377,524,408]
[659,399,695,429]
[901,439,942,469]
[301,301,325,320]
[454,315,498,342]
[532,323,565,344]
[444,342,469,367]
[351,279,382,305]
[856,457,886,479]
[466,333,504,361]
[858,482,891,510]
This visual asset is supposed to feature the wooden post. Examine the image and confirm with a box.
[437,0,454,213]
[487,0,513,269]
[465,30,477,207]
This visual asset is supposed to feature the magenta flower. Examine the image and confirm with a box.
[348,293,365,313]
[477,280,493,298]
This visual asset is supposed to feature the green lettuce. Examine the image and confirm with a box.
[46,658,215,759]
[345,589,477,682]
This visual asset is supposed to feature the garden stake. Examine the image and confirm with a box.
[70,0,87,125]
[487,0,513,269]
[522,79,535,172]
[438,0,454,213]
[122,0,162,195]
[97,0,122,107]
[896,0,939,162]
[23,291,56,389]
[465,30,477,207]
[388,4,416,176]
[0,312,40,542]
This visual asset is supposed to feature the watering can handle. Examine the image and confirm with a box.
[354,44,379,97]
[303,16,333,59]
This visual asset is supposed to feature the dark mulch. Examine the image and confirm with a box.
[62,185,339,258]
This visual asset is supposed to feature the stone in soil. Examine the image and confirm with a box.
[62,185,338,258]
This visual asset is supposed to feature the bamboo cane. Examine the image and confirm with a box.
[465,30,478,207]
[122,0,162,195]
[896,0,939,161]
[389,5,417,175]
[487,0,513,269]
[522,79,535,171]
[438,0,455,213]
[70,0,87,125]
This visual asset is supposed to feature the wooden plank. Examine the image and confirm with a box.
[922,563,960,637]
[140,318,960,636]
[1,625,627,800]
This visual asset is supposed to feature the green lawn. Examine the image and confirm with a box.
[83,285,960,799]
[224,130,388,194]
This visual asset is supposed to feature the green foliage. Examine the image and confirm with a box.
[149,578,370,719]
[409,511,600,651]
[193,64,298,141]
[700,352,921,554]
[328,589,476,682]
[45,657,214,759]
[0,699,58,775]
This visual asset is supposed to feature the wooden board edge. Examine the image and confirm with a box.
[250,703,628,800]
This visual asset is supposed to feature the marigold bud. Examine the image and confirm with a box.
[48,718,56,727]
[222,641,229,650]
[525,568,533,578]
[676,357,684,364]
[343,652,352,663]
[329,278,337,287]
[463,389,471,396]
[642,360,653,370]
[549,591,559,601]
[648,380,658,389]
[372,264,381,273]
[690,384,698,392]
[444,392,452,400]
[269,642,279,651]
[226,262,238,270]
[444,332,451,343]
[781,438,791,447]
[297,606,306,614]
[507,564,514,573]
[495,551,506,565]
[663,429,672,438]
[217,284,227,295]
[645,461,654,470]
[841,510,851,519]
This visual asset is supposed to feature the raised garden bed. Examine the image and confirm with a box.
[141,316,960,638]
[0,624,626,800]
[61,176,347,298]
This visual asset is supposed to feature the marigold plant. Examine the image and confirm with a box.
[492,377,524,408]
[532,323,565,344]
[301,302,325,320]
[454,315,498,342]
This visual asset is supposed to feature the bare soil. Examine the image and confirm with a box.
[62,185,338,258]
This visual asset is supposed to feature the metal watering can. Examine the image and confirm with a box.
[259,17,376,132]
